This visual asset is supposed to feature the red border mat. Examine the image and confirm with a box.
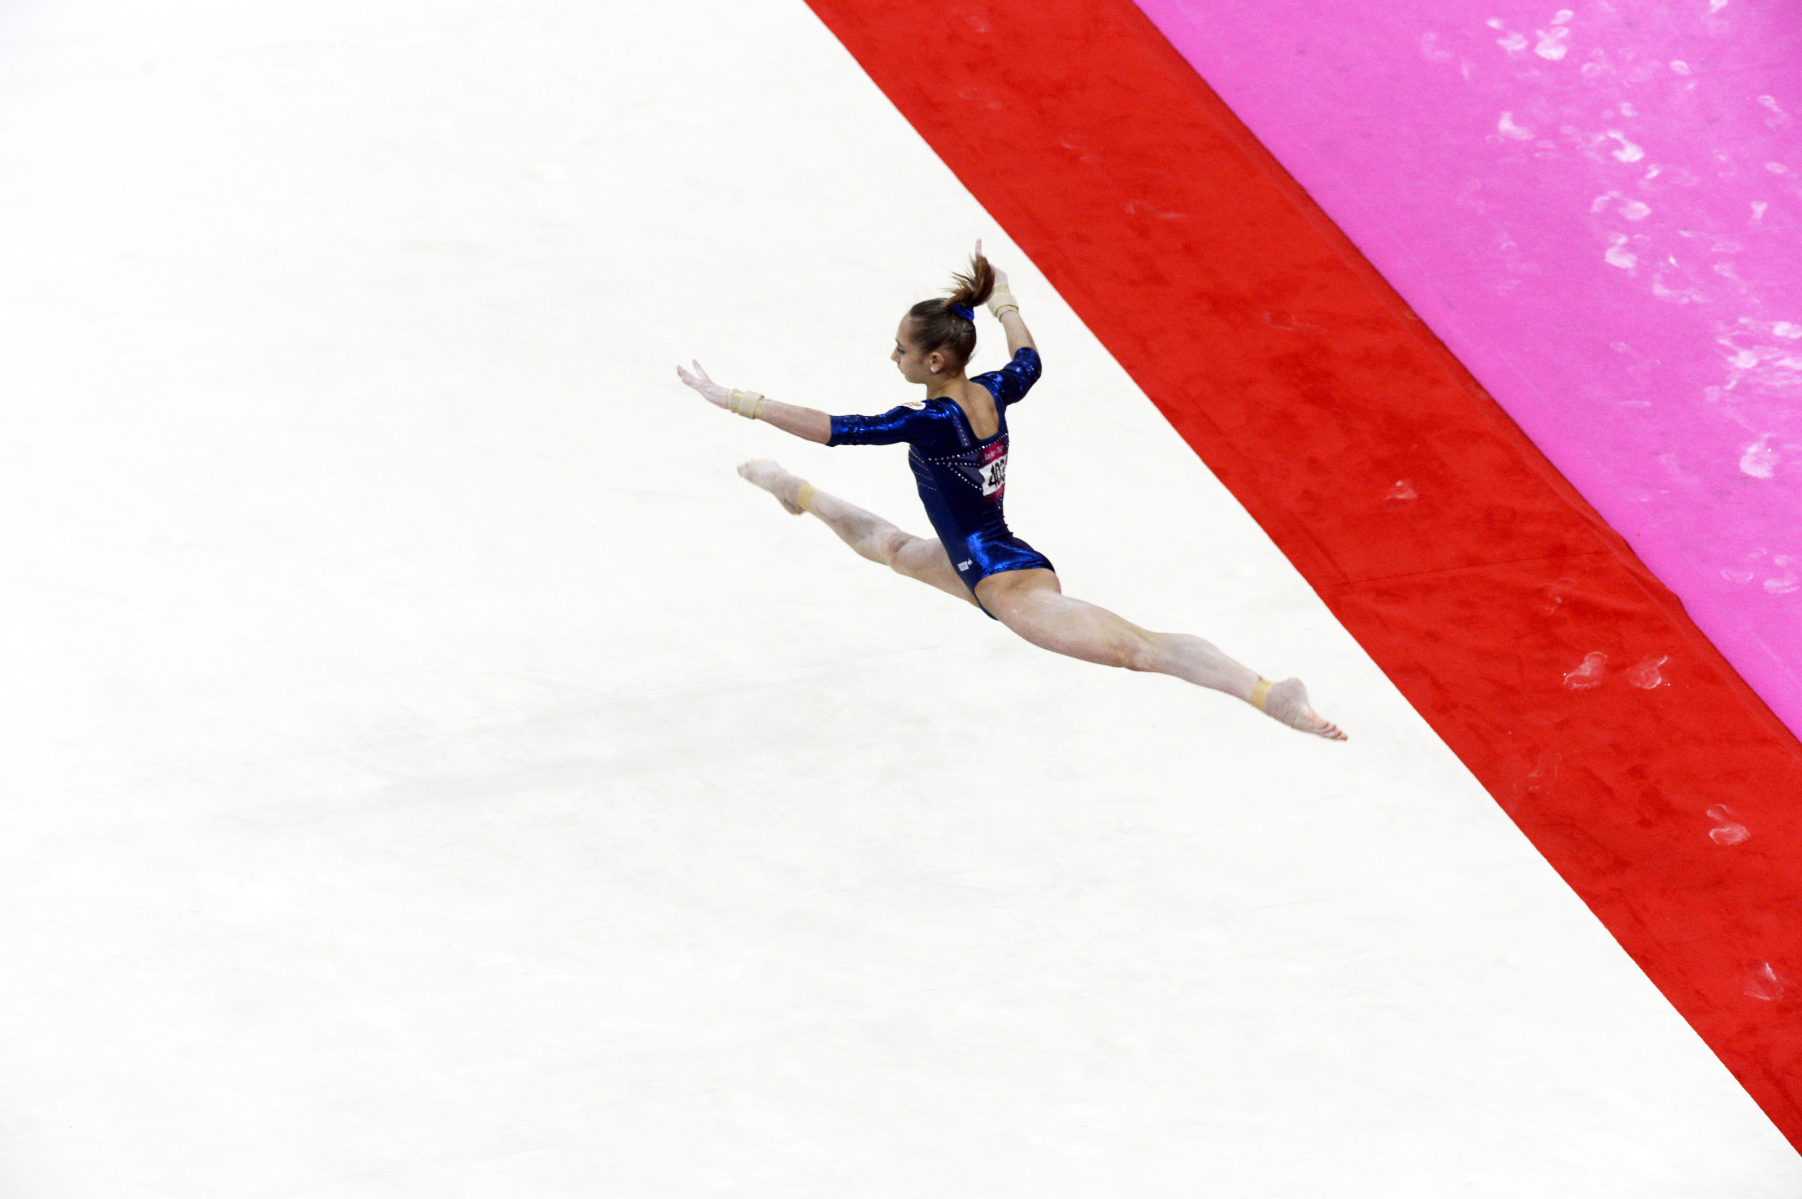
[805,0,1802,1149]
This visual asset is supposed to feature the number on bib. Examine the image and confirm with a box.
[978,447,1007,497]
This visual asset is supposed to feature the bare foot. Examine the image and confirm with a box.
[1263,678,1348,741]
[737,459,805,515]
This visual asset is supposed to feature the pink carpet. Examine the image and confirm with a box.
[1134,0,1802,738]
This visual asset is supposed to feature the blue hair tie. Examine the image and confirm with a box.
[949,303,975,321]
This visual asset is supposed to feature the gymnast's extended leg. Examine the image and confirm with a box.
[977,569,1346,739]
[735,460,1340,737]
[736,459,976,606]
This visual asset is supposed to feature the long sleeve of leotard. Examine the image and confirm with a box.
[827,402,944,447]
[971,346,1041,408]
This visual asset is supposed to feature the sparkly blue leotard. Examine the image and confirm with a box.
[828,347,1052,615]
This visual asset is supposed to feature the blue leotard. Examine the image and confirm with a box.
[828,347,1052,614]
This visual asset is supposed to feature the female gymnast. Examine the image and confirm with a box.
[676,246,1345,739]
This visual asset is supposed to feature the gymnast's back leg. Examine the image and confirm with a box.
[976,569,1346,739]
[736,459,977,606]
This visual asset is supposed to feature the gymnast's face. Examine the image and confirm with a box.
[891,318,944,384]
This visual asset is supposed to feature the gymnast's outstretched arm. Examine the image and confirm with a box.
[675,360,831,443]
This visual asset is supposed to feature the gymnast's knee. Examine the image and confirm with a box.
[876,529,919,569]
[1118,628,1159,672]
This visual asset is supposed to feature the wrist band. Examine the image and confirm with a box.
[795,482,817,512]
[986,284,1018,319]
[727,389,767,420]
[1248,677,1274,711]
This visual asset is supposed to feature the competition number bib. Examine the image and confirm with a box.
[978,442,1007,498]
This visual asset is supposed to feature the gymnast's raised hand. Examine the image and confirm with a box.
[674,360,729,408]
[674,242,1345,739]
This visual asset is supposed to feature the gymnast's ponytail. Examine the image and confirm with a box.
[905,250,996,371]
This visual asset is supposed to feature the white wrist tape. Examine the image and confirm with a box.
[727,389,767,419]
[986,284,1019,319]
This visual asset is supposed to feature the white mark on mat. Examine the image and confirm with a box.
[1606,131,1645,162]
[1499,111,1535,140]
[1540,577,1578,615]
[1562,124,1609,162]
[1712,325,1802,395]
[1535,26,1571,59]
[1740,435,1778,478]
[1757,95,1792,127]
[1421,32,1454,62]
[1624,654,1670,688]
[1670,59,1692,75]
[1707,804,1750,845]
[1766,555,1798,594]
[1605,234,1638,270]
[1652,276,1708,304]
[1773,321,1802,339]
[1745,963,1786,1003]
[1261,311,1328,334]
[1752,201,1768,222]
[1521,752,1562,795]
[1384,479,1417,502]
[1768,162,1791,175]
[1592,192,1651,220]
[1563,652,1607,689]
